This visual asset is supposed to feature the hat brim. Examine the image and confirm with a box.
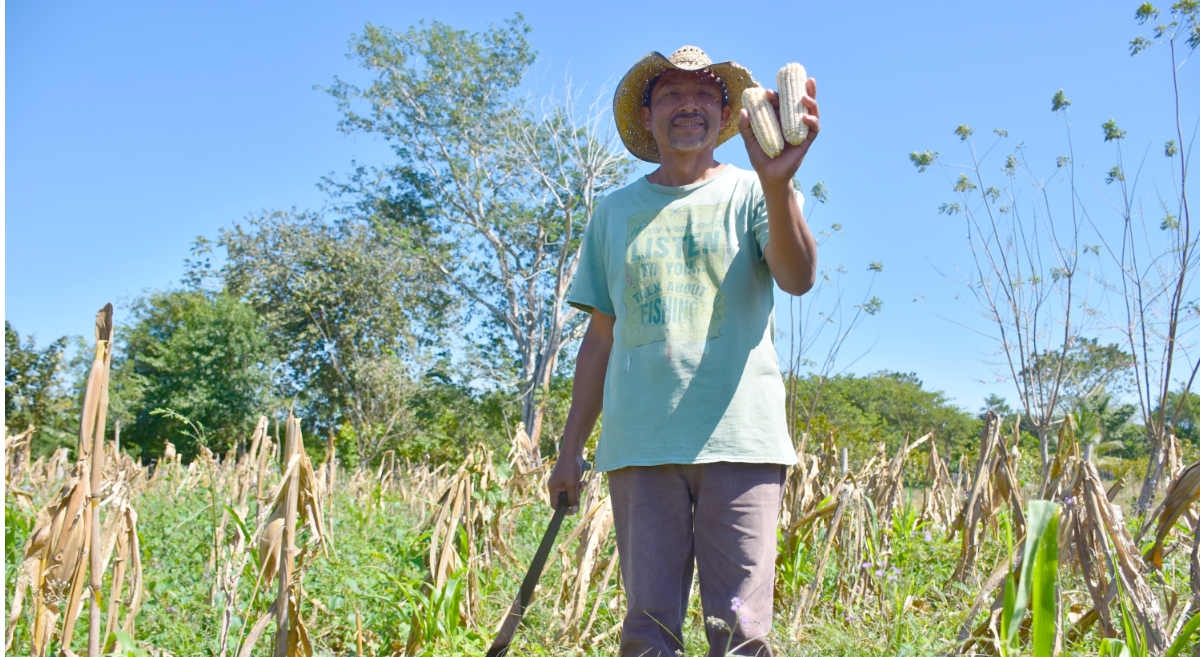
[613,52,759,164]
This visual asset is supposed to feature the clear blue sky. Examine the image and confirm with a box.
[6,1,1195,413]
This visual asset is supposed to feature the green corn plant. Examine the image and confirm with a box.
[111,631,151,657]
[1115,592,1200,657]
[774,527,811,599]
[401,574,483,655]
[1000,499,1060,657]
[1100,637,1132,657]
[1164,612,1200,657]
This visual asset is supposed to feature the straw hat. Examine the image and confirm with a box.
[613,46,759,163]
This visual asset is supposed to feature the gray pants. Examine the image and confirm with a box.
[609,462,787,657]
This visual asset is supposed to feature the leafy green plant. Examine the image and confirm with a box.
[108,631,150,657]
[776,527,813,599]
[401,575,484,655]
[1000,499,1060,657]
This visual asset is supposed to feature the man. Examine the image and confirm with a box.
[547,45,819,657]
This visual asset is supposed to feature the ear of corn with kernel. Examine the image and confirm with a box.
[742,87,784,158]
[777,63,809,145]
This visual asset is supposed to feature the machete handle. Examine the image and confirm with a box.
[555,460,591,510]
[548,460,592,510]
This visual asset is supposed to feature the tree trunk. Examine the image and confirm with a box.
[1136,432,1167,517]
[1036,425,1052,495]
[520,331,563,466]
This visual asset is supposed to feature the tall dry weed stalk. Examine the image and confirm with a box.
[214,417,270,657]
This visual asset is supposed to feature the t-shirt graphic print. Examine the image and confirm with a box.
[622,203,730,348]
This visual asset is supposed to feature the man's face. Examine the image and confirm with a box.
[640,70,731,155]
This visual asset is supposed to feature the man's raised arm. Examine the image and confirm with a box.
[737,78,822,296]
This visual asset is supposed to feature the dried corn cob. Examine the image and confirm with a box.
[742,87,784,158]
[777,63,809,145]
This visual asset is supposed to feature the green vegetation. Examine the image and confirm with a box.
[113,290,275,461]
[4,322,77,457]
[790,370,982,459]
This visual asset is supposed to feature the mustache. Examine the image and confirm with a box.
[671,111,708,125]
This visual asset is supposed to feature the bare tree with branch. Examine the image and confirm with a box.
[325,18,632,465]
[1092,2,1198,513]
[912,111,1091,486]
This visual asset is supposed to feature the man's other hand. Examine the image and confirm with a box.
[548,310,613,514]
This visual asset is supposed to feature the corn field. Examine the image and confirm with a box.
[9,309,1200,656]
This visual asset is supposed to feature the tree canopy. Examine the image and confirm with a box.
[4,322,76,456]
[206,210,449,464]
[792,371,981,459]
[112,290,276,460]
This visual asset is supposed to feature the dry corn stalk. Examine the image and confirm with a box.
[791,480,852,631]
[1080,461,1165,651]
[6,305,120,657]
[951,412,1001,583]
[216,417,269,657]
[1149,458,1200,569]
[871,433,930,533]
[579,550,620,644]
[1040,416,1082,500]
[1168,434,1184,483]
[6,424,35,487]
[82,304,114,657]
[376,450,396,495]
[238,415,327,657]
[921,439,957,528]
[779,433,844,539]
[93,455,145,647]
[509,421,540,477]
[418,446,510,625]
[154,440,181,483]
[12,469,93,656]
[785,464,886,635]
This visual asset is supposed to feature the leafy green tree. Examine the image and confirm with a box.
[208,211,447,465]
[1158,390,1200,447]
[403,365,511,462]
[4,322,77,456]
[324,16,633,464]
[790,371,981,460]
[980,393,1014,419]
[1075,393,1141,459]
[1020,337,1132,415]
[113,290,275,461]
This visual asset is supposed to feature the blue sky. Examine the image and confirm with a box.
[6,1,1196,413]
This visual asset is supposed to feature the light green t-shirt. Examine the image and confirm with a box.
[567,165,797,472]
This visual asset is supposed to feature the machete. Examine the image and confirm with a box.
[485,461,591,657]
